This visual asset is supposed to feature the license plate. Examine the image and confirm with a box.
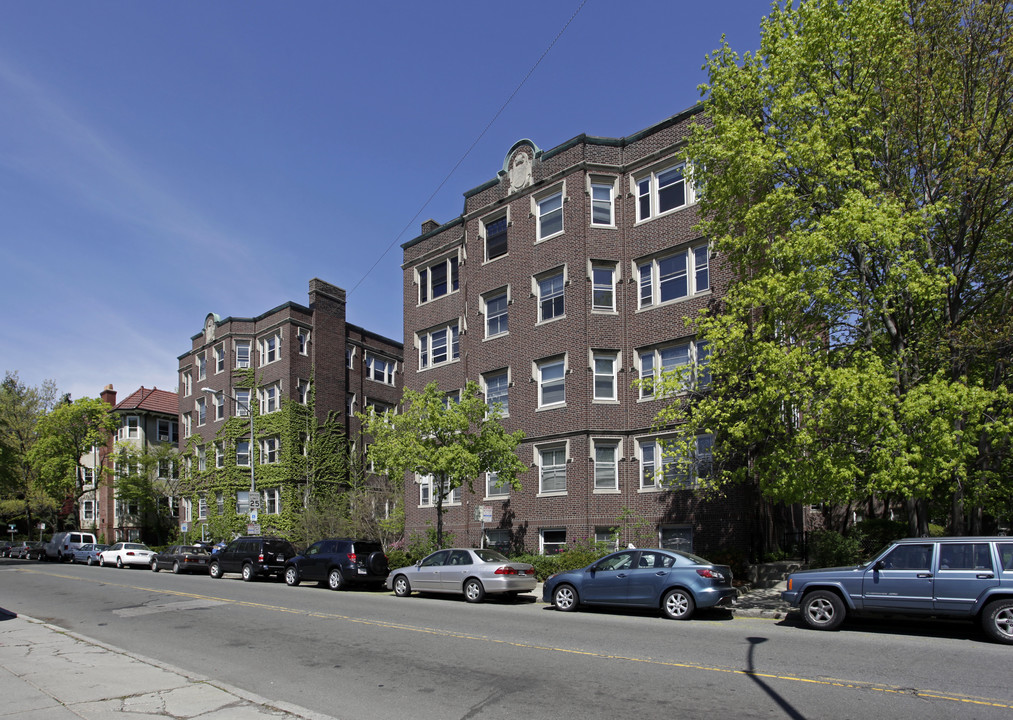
[358,568,367,574]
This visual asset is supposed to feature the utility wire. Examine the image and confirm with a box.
[347,0,589,297]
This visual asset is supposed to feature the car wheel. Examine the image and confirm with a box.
[151,559,159,572]
[553,584,579,612]
[242,563,254,582]
[801,590,846,631]
[116,557,124,569]
[209,561,222,579]
[393,575,411,597]
[285,566,300,587]
[662,588,696,620]
[982,599,1013,645]
[327,568,345,591]
[87,557,94,566]
[464,578,486,603]
[172,561,181,575]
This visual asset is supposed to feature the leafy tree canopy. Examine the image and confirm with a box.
[360,380,526,547]
[670,0,1013,533]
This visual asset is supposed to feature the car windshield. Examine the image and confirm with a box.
[669,550,713,565]
[124,543,148,550]
[474,549,509,562]
[858,544,896,568]
[180,546,205,554]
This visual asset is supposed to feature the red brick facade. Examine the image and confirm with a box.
[401,108,754,556]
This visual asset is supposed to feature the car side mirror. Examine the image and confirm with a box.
[874,560,886,571]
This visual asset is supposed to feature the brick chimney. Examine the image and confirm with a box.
[421,219,440,235]
[100,384,116,407]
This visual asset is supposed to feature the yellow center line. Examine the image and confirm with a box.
[20,567,1013,711]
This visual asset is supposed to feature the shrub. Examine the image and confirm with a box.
[854,518,907,555]
[385,548,410,571]
[808,529,865,568]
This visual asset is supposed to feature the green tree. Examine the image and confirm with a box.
[0,372,59,533]
[113,443,181,545]
[30,396,118,529]
[666,0,1013,538]
[360,381,526,548]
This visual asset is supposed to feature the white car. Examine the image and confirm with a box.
[99,542,155,568]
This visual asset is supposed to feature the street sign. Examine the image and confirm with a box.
[249,492,262,510]
[475,505,492,523]
[247,523,261,535]
[249,511,258,523]
[181,523,188,533]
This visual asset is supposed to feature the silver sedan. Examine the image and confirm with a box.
[386,548,536,603]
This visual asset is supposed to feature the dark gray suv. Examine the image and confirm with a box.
[782,536,1013,644]
[284,538,389,590]
[208,536,297,582]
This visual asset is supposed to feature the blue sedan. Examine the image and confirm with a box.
[542,548,736,620]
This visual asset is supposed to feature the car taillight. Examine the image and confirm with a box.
[696,568,725,580]
[126,552,135,556]
[495,566,519,575]
[348,553,357,563]
[258,553,265,563]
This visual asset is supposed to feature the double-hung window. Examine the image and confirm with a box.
[366,353,395,385]
[483,288,509,338]
[593,440,620,491]
[236,440,250,467]
[261,437,279,464]
[636,162,691,222]
[486,471,509,498]
[418,322,460,369]
[538,444,567,494]
[537,269,565,322]
[236,491,250,515]
[259,333,281,365]
[234,341,251,369]
[259,383,281,414]
[639,340,710,398]
[196,398,206,426]
[297,379,310,404]
[264,488,280,514]
[536,191,563,240]
[483,369,509,417]
[484,215,508,261]
[297,330,310,355]
[638,244,709,307]
[537,356,566,408]
[418,255,459,303]
[593,352,618,401]
[181,371,192,397]
[235,389,251,416]
[215,442,224,469]
[197,353,207,381]
[214,392,225,421]
[591,263,616,311]
[197,445,206,472]
[640,434,713,489]
[590,181,614,226]
[214,344,225,373]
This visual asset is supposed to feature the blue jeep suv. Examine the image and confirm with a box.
[782,537,1013,644]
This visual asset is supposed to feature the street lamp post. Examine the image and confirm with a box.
[201,388,255,517]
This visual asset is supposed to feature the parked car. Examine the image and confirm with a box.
[208,536,297,582]
[150,545,211,574]
[781,536,1013,644]
[387,548,535,603]
[25,541,47,560]
[0,542,14,558]
[284,538,389,590]
[8,541,37,559]
[71,543,109,565]
[44,531,98,562]
[99,542,155,568]
[543,547,736,620]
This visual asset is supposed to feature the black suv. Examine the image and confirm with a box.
[208,536,297,582]
[284,538,389,590]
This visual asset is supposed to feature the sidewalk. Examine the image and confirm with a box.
[731,581,793,619]
[0,607,336,720]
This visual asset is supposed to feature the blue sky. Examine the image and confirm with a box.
[0,1,770,401]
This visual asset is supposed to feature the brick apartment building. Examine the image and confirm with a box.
[401,106,756,557]
[178,278,402,539]
[78,384,180,543]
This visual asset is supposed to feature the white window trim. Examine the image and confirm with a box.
[588,176,618,228]
[415,250,461,305]
[592,437,623,493]
[481,286,510,340]
[535,440,568,496]
[632,159,695,224]
[637,434,714,491]
[533,266,567,325]
[636,242,710,310]
[297,329,310,356]
[258,331,283,367]
[591,350,620,403]
[485,470,509,499]
[590,260,619,313]
[482,368,510,418]
[234,340,251,369]
[480,209,510,263]
[258,382,282,414]
[366,353,396,385]
[214,344,225,374]
[535,354,567,409]
[531,182,565,242]
[539,528,567,555]
[638,339,710,400]
[417,320,461,371]
[195,398,206,427]
[260,436,279,465]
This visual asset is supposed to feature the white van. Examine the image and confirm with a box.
[45,531,98,561]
